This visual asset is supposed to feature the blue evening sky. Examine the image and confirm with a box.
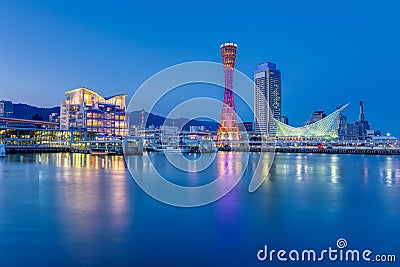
[0,0,399,135]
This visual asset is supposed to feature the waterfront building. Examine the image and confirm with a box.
[0,100,13,118]
[254,62,282,137]
[0,117,59,129]
[60,88,128,139]
[0,125,90,147]
[338,105,347,136]
[354,100,370,136]
[49,112,60,123]
[372,135,398,146]
[340,100,371,140]
[279,116,288,125]
[343,123,359,137]
[0,115,93,147]
[366,129,381,137]
[186,131,213,141]
[310,110,326,123]
[129,125,141,137]
[189,125,206,133]
[159,126,180,146]
[275,104,349,140]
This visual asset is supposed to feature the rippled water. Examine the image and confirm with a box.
[0,152,399,266]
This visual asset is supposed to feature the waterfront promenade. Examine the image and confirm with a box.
[274,146,400,155]
[5,145,69,153]
[218,143,400,155]
[4,143,400,155]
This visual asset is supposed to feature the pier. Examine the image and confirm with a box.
[5,145,69,153]
[216,143,400,155]
[3,140,400,156]
[274,146,400,155]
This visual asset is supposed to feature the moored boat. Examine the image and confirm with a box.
[90,149,117,155]
[152,145,191,153]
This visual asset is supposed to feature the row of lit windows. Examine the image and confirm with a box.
[86,113,126,120]
[87,120,103,127]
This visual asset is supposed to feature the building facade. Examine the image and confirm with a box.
[310,110,327,123]
[0,100,13,118]
[340,100,371,140]
[279,116,289,125]
[254,62,281,136]
[60,88,128,139]
[189,126,206,133]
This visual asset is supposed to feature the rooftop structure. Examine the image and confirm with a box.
[275,104,349,139]
[310,110,326,123]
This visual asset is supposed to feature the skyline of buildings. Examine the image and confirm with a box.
[0,42,392,141]
[339,100,373,140]
[2,0,399,141]
[0,91,389,141]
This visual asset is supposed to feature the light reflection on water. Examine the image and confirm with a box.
[268,153,345,185]
[379,156,400,186]
[124,152,251,207]
[9,152,399,186]
[6,153,126,170]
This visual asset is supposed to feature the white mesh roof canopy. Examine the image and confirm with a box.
[274,104,349,139]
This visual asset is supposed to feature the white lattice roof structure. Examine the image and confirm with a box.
[274,103,349,139]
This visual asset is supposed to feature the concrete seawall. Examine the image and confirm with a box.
[5,145,400,156]
[219,146,400,155]
[275,147,400,155]
[5,145,70,153]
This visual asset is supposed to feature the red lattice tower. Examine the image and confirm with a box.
[217,42,240,144]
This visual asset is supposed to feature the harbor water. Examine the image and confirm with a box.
[0,152,399,266]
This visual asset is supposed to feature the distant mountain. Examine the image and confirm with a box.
[13,104,60,121]
[128,111,219,131]
[11,104,220,130]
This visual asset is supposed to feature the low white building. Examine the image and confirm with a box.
[372,136,398,146]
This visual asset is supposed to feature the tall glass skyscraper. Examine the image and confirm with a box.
[254,62,281,136]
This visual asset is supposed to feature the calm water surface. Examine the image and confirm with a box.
[0,152,399,266]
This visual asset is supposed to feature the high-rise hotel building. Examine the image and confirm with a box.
[254,62,281,136]
[60,88,128,138]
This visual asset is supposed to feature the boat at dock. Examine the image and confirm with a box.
[90,148,117,155]
[71,140,123,155]
[151,145,191,153]
[89,141,120,155]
